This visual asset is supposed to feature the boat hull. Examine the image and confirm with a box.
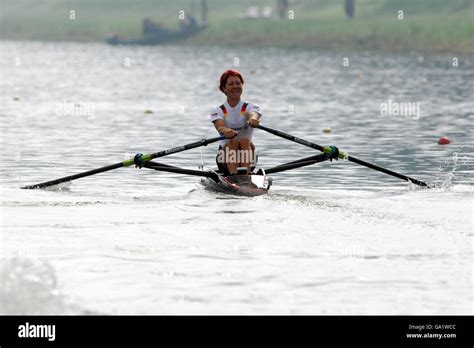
[106,26,206,46]
[200,171,271,197]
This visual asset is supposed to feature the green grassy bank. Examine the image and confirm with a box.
[1,0,473,53]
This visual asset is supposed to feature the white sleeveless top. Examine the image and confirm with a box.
[210,100,262,146]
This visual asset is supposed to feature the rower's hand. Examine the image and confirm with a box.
[325,146,339,161]
[248,117,260,128]
[134,153,145,169]
[222,127,238,139]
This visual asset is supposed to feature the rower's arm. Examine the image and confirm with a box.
[213,119,226,133]
[213,120,237,139]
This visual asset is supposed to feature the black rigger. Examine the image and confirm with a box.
[265,154,329,174]
[144,161,220,183]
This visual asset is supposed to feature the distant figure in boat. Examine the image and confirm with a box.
[107,12,206,46]
[143,17,170,36]
[211,70,262,175]
[180,15,198,30]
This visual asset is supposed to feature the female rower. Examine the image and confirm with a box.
[211,70,261,175]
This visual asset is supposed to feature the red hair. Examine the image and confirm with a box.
[219,70,244,93]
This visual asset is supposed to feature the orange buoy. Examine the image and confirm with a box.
[438,137,450,145]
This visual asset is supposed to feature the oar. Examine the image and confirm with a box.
[257,124,429,187]
[22,136,223,189]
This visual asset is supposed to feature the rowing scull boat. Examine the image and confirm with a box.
[200,168,272,196]
[21,125,430,192]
